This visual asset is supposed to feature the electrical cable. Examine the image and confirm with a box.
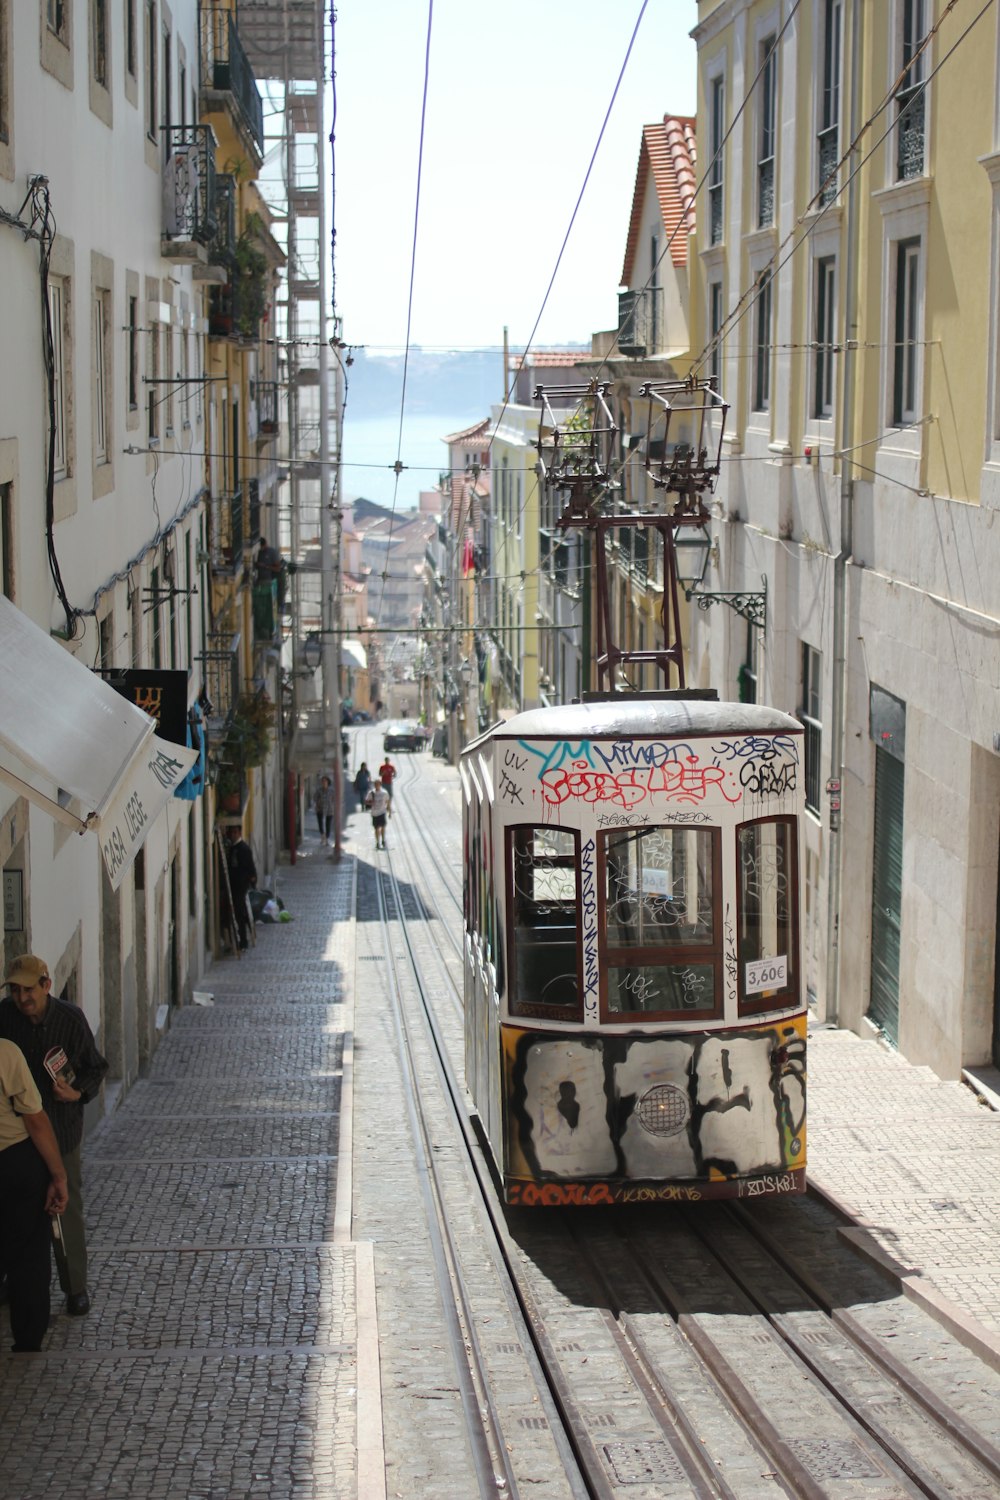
[373,0,435,633]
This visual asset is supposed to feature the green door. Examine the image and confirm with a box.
[869,745,904,1044]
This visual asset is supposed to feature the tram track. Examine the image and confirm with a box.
[360,742,1000,1499]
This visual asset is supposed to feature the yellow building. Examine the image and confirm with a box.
[689,0,1000,1077]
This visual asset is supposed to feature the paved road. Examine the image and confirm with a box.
[2,752,999,1498]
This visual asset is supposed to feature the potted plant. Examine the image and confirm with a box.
[231,214,269,339]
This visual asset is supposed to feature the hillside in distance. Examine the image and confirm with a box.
[345,347,508,417]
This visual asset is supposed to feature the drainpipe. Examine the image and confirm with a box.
[825,0,863,1025]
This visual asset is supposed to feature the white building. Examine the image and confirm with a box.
[0,1,254,1112]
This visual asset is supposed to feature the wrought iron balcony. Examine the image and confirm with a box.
[757,157,775,228]
[199,4,264,158]
[896,86,925,180]
[817,125,838,206]
[161,125,218,255]
[709,182,724,246]
[201,631,241,727]
[209,488,246,572]
[252,580,279,644]
[617,287,665,358]
[247,476,261,540]
[256,381,279,437]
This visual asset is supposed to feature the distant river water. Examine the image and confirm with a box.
[341,412,486,510]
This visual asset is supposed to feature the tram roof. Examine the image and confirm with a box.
[467,696,803,750]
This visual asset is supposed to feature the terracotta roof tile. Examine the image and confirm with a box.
[621,114,696,286]
[443,418,491,446]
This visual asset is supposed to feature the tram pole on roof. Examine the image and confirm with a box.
[534,375,729,695]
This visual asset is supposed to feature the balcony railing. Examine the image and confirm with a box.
[709,181,724,246]
[201,631,241,726]
[257,381,278,436]
[210,488,246,572]
[162,125,218,252]
[247,476,261,540]
[757,157,775,228]
[817,124,838,206]
[252,580,279,644]
[617,286,665,358]
[199,5,264,156]
[896,86,925,180]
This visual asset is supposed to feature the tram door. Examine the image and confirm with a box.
[869,744,904,1045]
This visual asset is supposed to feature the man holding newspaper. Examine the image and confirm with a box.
[0,956,108,1317]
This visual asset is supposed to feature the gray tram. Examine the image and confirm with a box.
[460,693,807,1206]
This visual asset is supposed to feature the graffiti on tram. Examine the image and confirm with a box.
[504,1018,806,1187]
[498,735,800,813]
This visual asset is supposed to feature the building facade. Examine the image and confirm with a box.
[0,0,283,1124]
[689,0,1000,1076]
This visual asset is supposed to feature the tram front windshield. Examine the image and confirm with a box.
[601,825,719,1017]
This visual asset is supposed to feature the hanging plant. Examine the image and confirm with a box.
[232,213,269,338]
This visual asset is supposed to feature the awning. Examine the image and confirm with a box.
[341,639,368,672]
[0,597,197,890]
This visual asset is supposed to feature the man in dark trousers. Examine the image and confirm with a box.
[0,1038,67,1351]
[0,956,107,1316]
[226,827,257,951]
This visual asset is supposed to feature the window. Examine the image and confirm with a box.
[508,826,581,1019]
[130,580,142,667]
[128,294,139,412]
[125,0,136,79]
[813,257,836,419]
[737,817,798,1014]
[46,0,67,39]
[600,825,721,1018]
[818,0,842,204]
[162,318,173,438]
[150,565,162,668]
[48,276,68,479]
[892,238,920,425]
[753,269,773,413]
[145,0,157,141]
[0,0,11,149]
[147,308,159,444]
[896,0,926,180]
[758,35,777,228]
[93,289,110,462]
[161,22,171,161]
[800,643,822,816]
[1,483,13,600]
[708,280,723,393]
[91,0,108,86]
[709,75,725,246]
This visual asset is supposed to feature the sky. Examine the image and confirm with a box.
[333,1,698,354]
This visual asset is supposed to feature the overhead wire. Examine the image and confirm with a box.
[374,0,435,632]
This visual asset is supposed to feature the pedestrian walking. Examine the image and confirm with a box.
[378,756,397,804]
[0,1037,68,1352]
[367,778,391,850]
[0,956,106,1318]
[225,828,257,951]
[313,775,336,846]
[353,762,372,811]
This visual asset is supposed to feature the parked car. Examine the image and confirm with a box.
[383,721,427,753]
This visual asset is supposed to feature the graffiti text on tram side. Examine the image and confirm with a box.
[580,838,600,1012]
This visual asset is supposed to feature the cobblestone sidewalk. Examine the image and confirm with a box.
[808,1025,1000,1361]
[0,836,362,1500]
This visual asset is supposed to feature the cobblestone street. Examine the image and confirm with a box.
[2,781,1000,1497]
[0,833,364,1500]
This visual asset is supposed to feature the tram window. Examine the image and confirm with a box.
[737,816,797,1013]
[508,826,582,1018]
[600,826,722,1019]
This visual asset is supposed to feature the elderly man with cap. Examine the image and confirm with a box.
[0,956,108,1316]
[0,1038,67,1350]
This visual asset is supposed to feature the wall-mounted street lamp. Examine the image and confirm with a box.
[301,632,322,672]
[678,523,768,630]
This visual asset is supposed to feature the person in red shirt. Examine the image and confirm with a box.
[378,757,396,803]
